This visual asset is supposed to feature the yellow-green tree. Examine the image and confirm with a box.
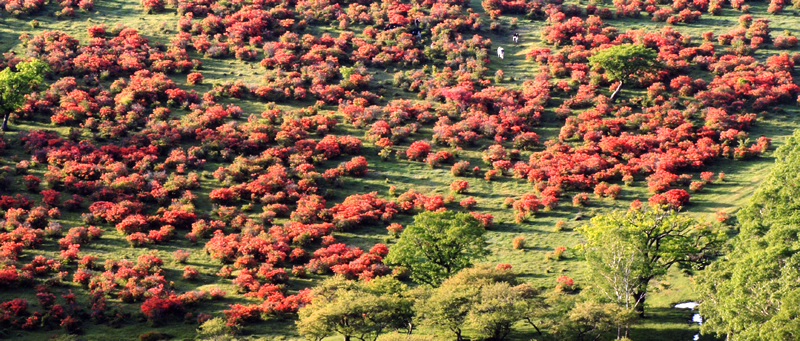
[588,44,659,102]
[697,129,800,340]
[0,59,49,131]
[416,264,530,341]
[579,207,721,316]
[296,276,414,341]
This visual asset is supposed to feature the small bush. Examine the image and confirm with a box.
[545,246,567,260]
[387,223,403,237]
[183,266,199,280]
[556,275,575,292]
[450,180,469,194]
[140,331,169,341]
[554,220,567,232]
[173,249,190,263]
[512,236,526,249]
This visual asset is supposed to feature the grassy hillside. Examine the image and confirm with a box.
[0,0,798,339]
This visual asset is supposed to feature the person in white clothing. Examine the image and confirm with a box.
[497,46,504,59]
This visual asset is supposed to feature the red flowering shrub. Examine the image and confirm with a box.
[774,34,799,49]
[482,144,508,164]
[209,188,236,204]
[224,303,261,326]
[116,214,149,234]
[512,236,526,249]
[0,298,28,317]
[663,189,690,208]
[466,212,492,229]
[450,180,469,194]
[425,151,454,168]
[183,266,199,280]
[307,243,380,278]
[450,160,471,177]
[604,184,621,199]
[141,0,164,13]
[484,169,498,181]
[126,232,150,247]
[173,250,190,263]
[406,141,431,161]
[41,189,61,207]
[141,296,183,324]
[329,192,396,230]
[513,193,541,222]
[386,223,404,237]
[556,275,574,292]
[572,192,590,207]
[460,197,477,209]
[513,132,540,150]
[716,211,730,223]
[187,72,203,85]
[341,156,368,176]
[23,175,40,192]
[0,267,19,286]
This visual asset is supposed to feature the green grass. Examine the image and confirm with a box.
[2,0,800,339]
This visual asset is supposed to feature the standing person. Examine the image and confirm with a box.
[513,32,519,44]
[497,46,504,59]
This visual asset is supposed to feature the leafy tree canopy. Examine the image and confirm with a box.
[697,129,800,341]
[579,207,721,316]
[588,44,660,101]
[296,275,414,341]
[417,264,531,341]
[588,44,659,83]
[385,211,488,286]
[0,59,50,131]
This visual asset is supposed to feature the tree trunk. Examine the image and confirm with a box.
[609,81,624,103]
[1,113,8,132]
[344,335,351,341]
[525,318,543,336]
[633,291,646,317]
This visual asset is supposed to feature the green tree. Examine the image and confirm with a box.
[416,264,530,341]
[530,292,636,341]
[563,301,636,341]
[0,59,49,131]
[587,44,659,102]
[385,211,489,286]
[296,276,414,341]
[696,129,800,341]
[196,317,236,341]
[466,281,530,340]
[417,276,479,341]
[579,207,721,316]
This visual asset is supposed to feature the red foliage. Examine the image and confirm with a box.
[329,192,397,230]
[450,180,469,194]
[460,197,477,209]
[187,72,203,85]
[406,140,432,161]
[341,156,369,176]
[141,296,183,323]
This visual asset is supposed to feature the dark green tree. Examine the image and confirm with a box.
[588,44,659,102]
[579,207,721,316]
[0,59,49,131]
[696,129,800,341]
[385,211,489,286]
